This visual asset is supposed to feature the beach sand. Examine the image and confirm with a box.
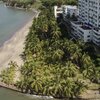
[0,12,38,72]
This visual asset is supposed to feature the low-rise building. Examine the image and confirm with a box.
[71,21,92,42]
[63,5,78,17]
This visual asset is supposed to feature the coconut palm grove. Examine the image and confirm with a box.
[0,0,100,99]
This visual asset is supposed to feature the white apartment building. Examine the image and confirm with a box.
[54,1,100,46]
[78,0,100,27]
[63,0,100,46]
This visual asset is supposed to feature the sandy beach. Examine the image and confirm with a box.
[0,12,38,72]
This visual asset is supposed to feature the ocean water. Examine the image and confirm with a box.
[0,87,34,100]
[0,3,34,46]
[0,87,56,100]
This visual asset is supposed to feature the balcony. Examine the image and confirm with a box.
[93,28,100,36]
[80,25,91,30]
[93,39,100,46]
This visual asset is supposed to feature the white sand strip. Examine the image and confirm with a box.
[0,12,38,72]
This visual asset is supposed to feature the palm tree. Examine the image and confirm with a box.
[61,61,79,78]
[0,61,17,85]
[73,79,88,97]
[52,49,64,61]
[31,79,43,94]
[81,54,96,81]
[51,25,62,39]
[61,78,74,98]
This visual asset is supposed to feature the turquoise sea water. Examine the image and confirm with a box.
[0,3,34,46]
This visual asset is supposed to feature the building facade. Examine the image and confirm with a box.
[54,0,100,46]
[78,0,100,46]
[62,0,100,46]
[78,0,100,27]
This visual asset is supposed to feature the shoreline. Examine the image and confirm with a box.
[0,12,39,72]
[0,17,33,48]
[0,81,54,99]
[5,5,30,11]
[0,83,100,100]
[3,2,39,12]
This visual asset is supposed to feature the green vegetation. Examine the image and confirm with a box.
[0,61,17,85]
[2,0,36,9]
[41,0,77,6]
[1,0,78,9]
[17,3,99,98]
[0,0,100,99]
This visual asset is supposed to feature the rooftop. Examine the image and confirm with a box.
[63,5,77,9]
